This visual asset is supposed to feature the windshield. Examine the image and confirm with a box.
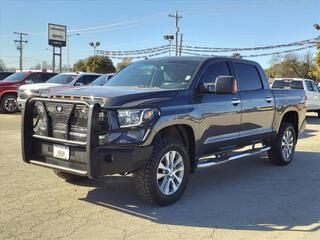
[46,74,77,84]
[272,80,304,89]
[3,72,28,82]
[105,60,200,89]
[91,74,107,86]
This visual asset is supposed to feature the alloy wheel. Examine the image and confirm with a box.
[157,150,185,195]
[281,129,294,160]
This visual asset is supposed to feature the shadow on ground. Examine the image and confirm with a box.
[77,151,320,232]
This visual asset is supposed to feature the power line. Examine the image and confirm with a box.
[169,10,182,56]
[13,32,28,71]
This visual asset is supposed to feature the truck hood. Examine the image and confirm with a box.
[51,86,178,107]
[20,83,62,90]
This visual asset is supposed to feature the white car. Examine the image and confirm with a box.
[18,72,101,109]
[272,78,320,117]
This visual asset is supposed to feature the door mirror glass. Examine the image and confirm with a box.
[215,76,237,94]
[199,82,215,93]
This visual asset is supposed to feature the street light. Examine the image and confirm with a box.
[67,33,80,72]
[163,35,174,56]
[314,24,320,31]
[89,42,100,56]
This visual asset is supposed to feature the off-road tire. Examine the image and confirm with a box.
[268,122,296,166]
[134,137,190,206]
[53,170,87,182]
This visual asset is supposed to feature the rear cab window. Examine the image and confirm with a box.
[234,63,262,91]
[272,80,303,89]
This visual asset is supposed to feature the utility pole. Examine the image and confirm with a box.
[169,10,182,56]
[13,32,28,71]
[179,33,183,56]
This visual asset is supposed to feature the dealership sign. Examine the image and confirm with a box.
[48,23,66,47]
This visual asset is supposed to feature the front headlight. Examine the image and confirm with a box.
[24,89,39,96]
[38,89,50,97]
[117,108,159,128]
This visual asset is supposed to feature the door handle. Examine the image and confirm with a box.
[265,97,273,103]
[231,98,241,105]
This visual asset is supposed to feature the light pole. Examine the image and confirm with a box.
[89,42,100,56]
[67,33,80,72]
[313,24,320,83]
[163,35,174,56]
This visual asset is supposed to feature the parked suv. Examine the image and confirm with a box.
[18,72,101,109]
[0,71,57,113]
[0,72,14,80]
[21,57,307,205]
[272,78,320,117]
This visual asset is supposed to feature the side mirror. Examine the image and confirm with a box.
[25,80,34,84]
[215,76,237,94]
[75,82,84,86]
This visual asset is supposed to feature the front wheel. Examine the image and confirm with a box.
[268,122,296,166]
[1,94,18,113]
[134,137,190,206]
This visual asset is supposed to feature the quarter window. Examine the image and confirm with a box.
[234,63,262,91]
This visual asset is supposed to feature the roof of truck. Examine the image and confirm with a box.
[149,56,259,65]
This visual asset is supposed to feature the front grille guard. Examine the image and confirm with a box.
[21,97,101,177]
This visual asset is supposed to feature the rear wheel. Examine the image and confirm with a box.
[53,170,87,182]
[1,94,18,113]
[134,137,190,206]
[268,122,296,166]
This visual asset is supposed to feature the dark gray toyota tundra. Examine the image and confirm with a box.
[22,57,307,205]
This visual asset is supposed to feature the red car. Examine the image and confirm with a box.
[0,71,56,113]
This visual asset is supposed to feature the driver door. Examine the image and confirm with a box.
[198,61,242,156]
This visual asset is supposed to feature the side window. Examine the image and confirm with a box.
[305,81,314,91]
[234,63,263,91]
[201,62,231,84]
[76,75,99,85]
[25,73,41,83]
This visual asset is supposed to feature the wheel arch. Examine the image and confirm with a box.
[152,124,196,173]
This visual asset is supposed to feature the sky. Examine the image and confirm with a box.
[0,0,319,70]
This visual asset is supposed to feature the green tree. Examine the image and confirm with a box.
[0,59,6,71]
[266,53,316,80]
[73,59,86,72]
[73,56,115,73]
[116,57,132,71]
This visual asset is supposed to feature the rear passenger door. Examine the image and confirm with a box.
[232,62,275,144]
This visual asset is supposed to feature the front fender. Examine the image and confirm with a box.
[141,104,199,146]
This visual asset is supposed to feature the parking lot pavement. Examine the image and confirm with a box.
[0,113,319,240]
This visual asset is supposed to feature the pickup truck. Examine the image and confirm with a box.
[21,57,307,206]
[272,78,320,117]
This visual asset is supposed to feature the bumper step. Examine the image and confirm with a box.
[30,160,88,176]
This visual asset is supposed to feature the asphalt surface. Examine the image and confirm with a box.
[0,112,319,240]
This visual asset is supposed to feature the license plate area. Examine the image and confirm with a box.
[53,144,70,160]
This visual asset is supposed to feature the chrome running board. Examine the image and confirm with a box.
[197,146,271,169]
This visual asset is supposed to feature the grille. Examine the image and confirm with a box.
[33,101,89,142]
